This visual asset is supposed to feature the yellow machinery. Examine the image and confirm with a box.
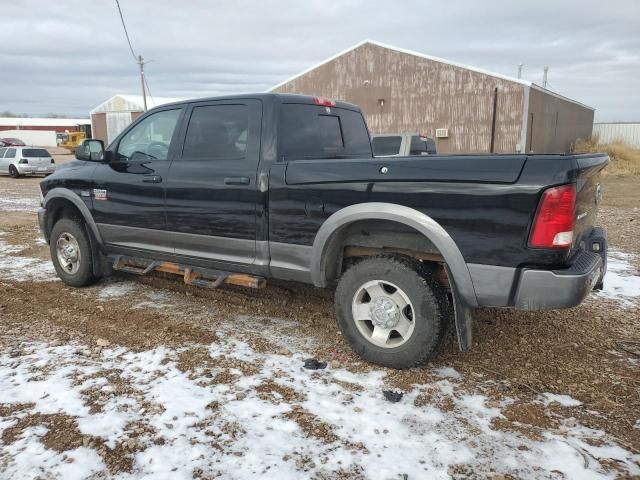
[56,131,87,153]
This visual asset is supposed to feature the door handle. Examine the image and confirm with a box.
[224,177,250,186]
[142,175,162,183]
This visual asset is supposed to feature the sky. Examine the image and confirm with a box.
[0,0,638,121]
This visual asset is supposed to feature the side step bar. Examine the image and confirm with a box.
[111,255,266,289]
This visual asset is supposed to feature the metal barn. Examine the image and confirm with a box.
[90,95,181,145]
[271,40,594,154]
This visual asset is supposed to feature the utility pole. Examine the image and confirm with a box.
[517,63,524,79]
[542,66,549,88]
[138,55,147,111]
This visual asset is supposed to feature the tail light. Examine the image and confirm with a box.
[529,184,576,248]
[18,158,28,164]
[51,158,55,164]
[314,97,336,107]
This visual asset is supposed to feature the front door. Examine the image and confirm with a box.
[0,148,16,174]
[91,107,184,253]
[164,99,262,264]
[0,148,7,173]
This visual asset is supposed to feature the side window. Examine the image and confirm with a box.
[5,148,16,159]
[0,148,6,158]
[116,109,181,162]
[280,104,372,160]
[182,105,249,160]
[372,136,402,156]
[409,136,437,155]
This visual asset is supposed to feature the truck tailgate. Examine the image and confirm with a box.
[574,154,609,246]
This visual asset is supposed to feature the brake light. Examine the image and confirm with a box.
[314,97,336,107]
[529,184,576,248]
[51,158,55,164]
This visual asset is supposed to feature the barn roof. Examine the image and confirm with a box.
[269,40,593,110]
[90,94,183,114]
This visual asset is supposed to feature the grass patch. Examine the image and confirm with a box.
[575,137,640,175]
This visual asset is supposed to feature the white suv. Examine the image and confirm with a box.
[0,146,56,178]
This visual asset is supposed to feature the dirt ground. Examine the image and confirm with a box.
[0,164,639,479]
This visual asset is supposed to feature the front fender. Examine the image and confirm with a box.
[42,187,104,247]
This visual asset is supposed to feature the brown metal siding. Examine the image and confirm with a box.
[273,43,526,153]
[526,88,594,153]
[91,113,108,144]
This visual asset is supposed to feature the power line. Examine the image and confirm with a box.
[115,0,137,61]
[114,0,149,111]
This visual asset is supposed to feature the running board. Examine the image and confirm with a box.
[111,255,266,289]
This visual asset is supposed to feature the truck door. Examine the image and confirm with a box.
[164,99,262,264]
[90,107,184,252]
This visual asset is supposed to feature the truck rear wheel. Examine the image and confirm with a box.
[335,255,449,369]
[50,218,97,287]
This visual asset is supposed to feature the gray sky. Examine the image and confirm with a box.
[1,0,638,121]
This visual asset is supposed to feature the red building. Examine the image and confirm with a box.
[0,117,91,133]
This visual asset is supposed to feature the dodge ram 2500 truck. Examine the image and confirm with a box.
[38,93,608,368]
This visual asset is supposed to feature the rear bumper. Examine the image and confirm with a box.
[16,164,55,175]
[469,227,607,310]
[513,250,604,310]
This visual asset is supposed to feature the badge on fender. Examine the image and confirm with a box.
[93,189,108,201]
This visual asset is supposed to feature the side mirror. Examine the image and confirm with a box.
[76,139,105,162]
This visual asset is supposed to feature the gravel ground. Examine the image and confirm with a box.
[0,172,639,479]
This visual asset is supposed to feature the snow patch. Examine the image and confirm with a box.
[432,366,462,379]
[1,337,638,479]
[596,250,640,306]
[0,196,40,212]
[96,280,138,300]
[0,234,56,282]
[541,393,583,407]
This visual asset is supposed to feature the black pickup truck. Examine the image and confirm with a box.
[38,93,608,368]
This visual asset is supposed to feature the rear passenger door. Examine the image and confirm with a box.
[164,99,262,264]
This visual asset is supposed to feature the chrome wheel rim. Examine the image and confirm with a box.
[56,232,81,275]
[352,280,415,348]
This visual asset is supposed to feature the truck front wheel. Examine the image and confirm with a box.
[50,218,97,287]
[335,255,450,369]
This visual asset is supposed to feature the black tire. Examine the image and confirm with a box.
[50,218,97,287]
[9,165,21,178]
[335,255,450,369]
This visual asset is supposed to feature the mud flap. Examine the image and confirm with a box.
[450,280,473,352]
[85,223,105,278]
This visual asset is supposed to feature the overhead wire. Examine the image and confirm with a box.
[114,0,155,105]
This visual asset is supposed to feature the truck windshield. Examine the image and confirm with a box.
[372,136,402,156]
[280,104,372,160]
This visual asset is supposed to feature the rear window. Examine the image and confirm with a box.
[23,148,50,157]
[280,104,371,160]
[372,136,402,156]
